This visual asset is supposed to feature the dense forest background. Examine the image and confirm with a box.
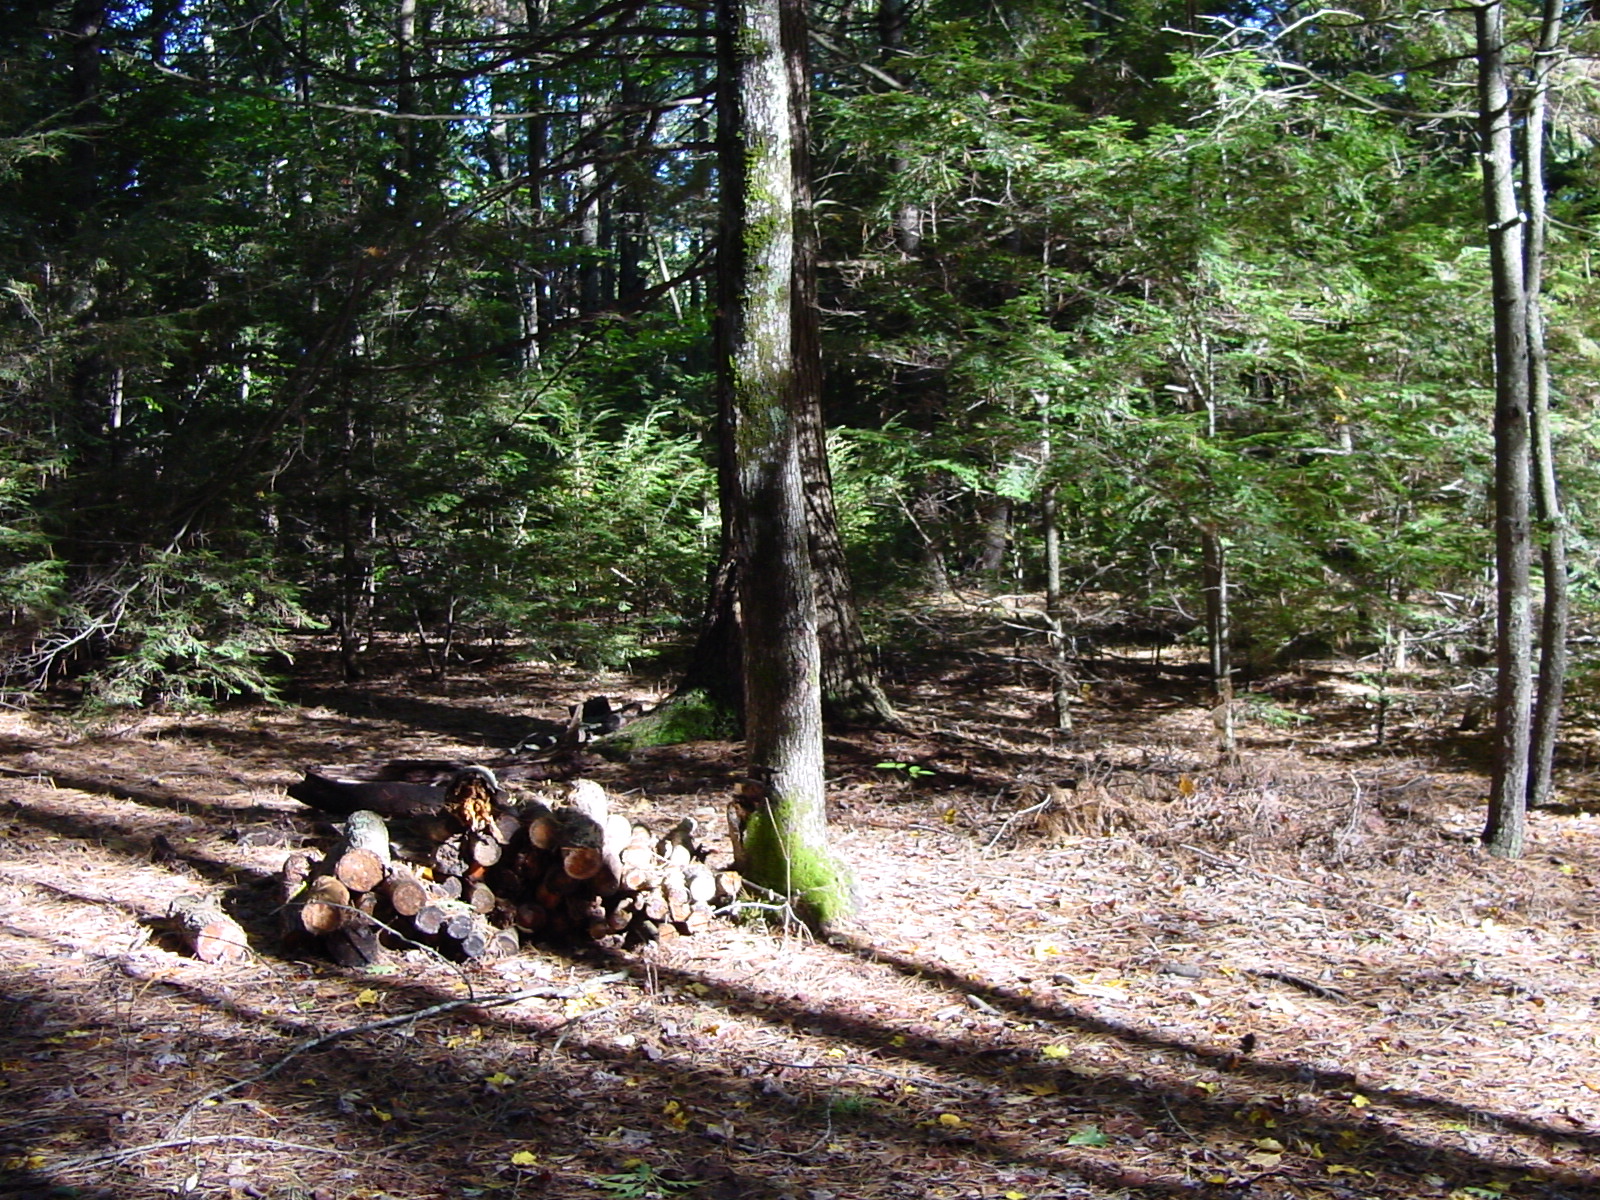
[4,0,1600,722]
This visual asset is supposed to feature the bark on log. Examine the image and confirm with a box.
[444,766,500,832]
[325,916,386,968]
[166,894,250,964]
[434,836,468,880]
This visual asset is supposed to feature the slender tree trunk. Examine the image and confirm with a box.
[1039,394,1071,732]
[1201,526,1235,761]
[1525,0,1567,810]
[719,0,852,930]
[1477,0,1533,858]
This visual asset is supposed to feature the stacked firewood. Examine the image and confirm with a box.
[279,770,738,966]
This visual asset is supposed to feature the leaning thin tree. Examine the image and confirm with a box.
[717,0,854,929]
[1476,0,1570,857]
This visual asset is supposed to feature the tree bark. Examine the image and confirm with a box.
[1477,0,1533,859]
[1524,0,1567,811]
[718,0,853,931]
[788,4,898,729]
[676,0,896,733]
[1201,526,1235,762]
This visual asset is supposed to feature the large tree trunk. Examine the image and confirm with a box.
[673,0,896,734]
[718,0,853,931]
[1477,0,1533,859]
[788,6,898,729]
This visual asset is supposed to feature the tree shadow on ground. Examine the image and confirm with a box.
[10,932,1588,1200]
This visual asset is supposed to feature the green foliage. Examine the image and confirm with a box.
[595,1162,702,1199]
[0,0,1597,713]
[601,690,738,753]
[15,550,315,711]
[874,760,935,781]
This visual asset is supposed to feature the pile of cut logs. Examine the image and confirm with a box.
[279,770,737,966]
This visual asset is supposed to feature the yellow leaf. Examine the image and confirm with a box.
[937,1113,964,1127]
[484,1072,514,1087]
[1042,1045,1071,1060]
[942,807,957,824]
[890,1035,906,1047]
[1205,1174,1228,1185]
[355,989,380,1006]
[1246,1152,1282,1169]
[510,1151,538,1166]
[1327,1165,1361,1175]
[371,1107,391,1122]
[1178,774,1197,797]
[1006,1192,1027,1199]
[1022,1082,1060,1097]
[1253,1138,1284,1152]
[1195,1081,1219,1095]
[1349,1094,1370,1109]
[826,1048,846,1058]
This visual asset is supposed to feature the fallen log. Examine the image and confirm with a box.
[287,757,591,817]
[295,874,351,937]
[166,894,250,964]
[326,810,391,893]
[381,864,432,918]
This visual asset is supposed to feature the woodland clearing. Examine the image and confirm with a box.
[2,619,1599,1200]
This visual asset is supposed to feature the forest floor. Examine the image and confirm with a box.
[3,607,1600,1200]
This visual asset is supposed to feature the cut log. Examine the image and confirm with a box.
[381,864,431,919]
[488,809,524,846]
[464,832,503,869]
[288,772,446,818]
[296,874,351,937]
[288,757,590,819]
[562,845,603,882]
[682,861,717,906]
[565,779,610,825]
[413,897,477,938]
[465,880,497,916]
[318,810,392,894]
[166,894,250,964]
[526,811,560,851]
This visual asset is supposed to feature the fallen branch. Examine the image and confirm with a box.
[47,1134,348,1176]
[168,972,630,1135]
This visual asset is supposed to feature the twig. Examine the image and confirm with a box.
[983,796,1053,851]
[48,1134,347,1176]
[168,973,629,1135]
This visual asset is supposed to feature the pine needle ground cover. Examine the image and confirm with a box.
[1,637,1597,1200]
